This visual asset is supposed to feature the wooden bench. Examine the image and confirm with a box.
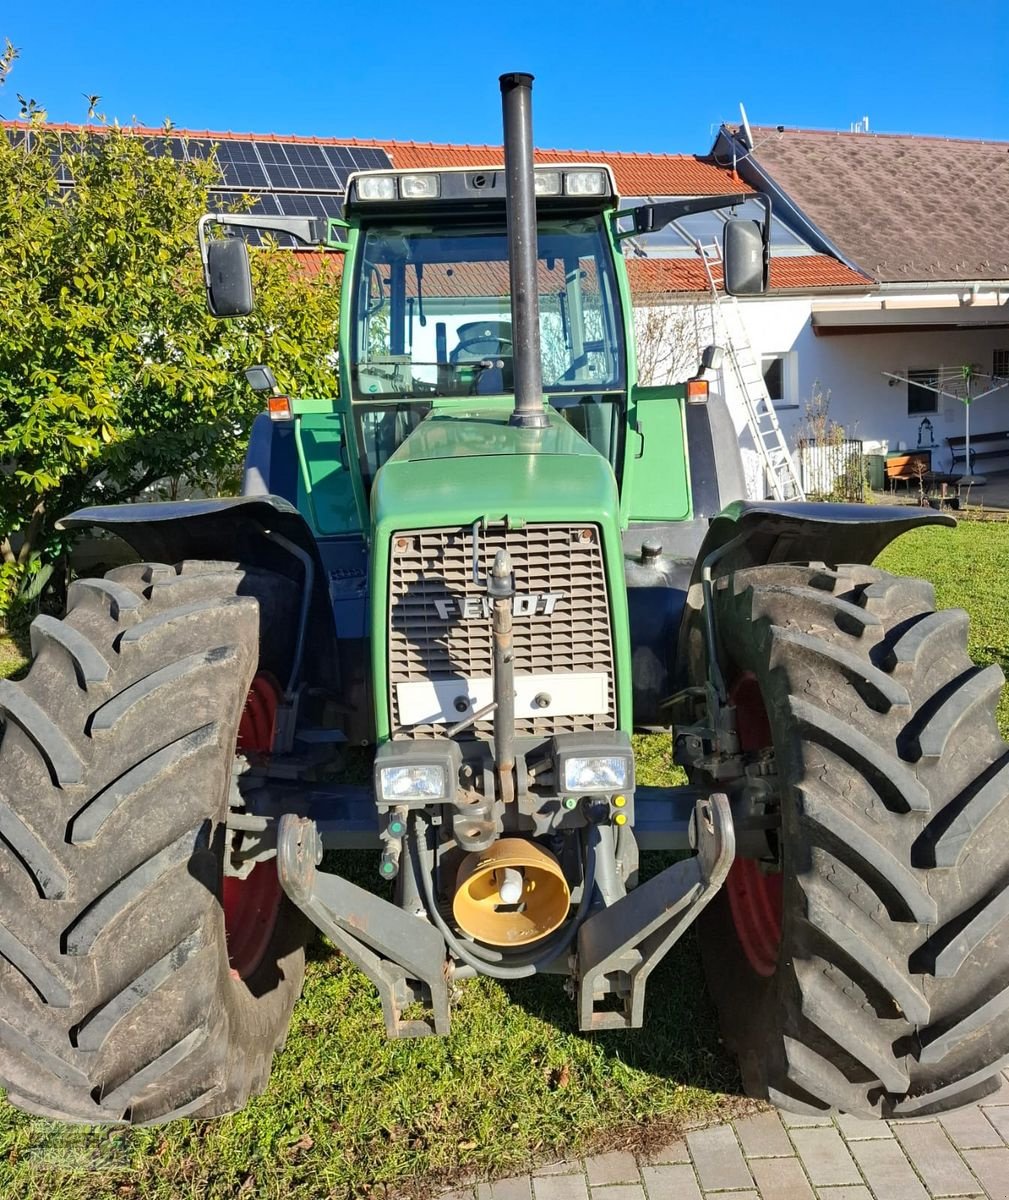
[885,450,933,492]
[947,429,1009,475]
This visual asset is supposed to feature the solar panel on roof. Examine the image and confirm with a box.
[5,127,388,247]
[266,164,301,189]
[247,193,281,216]
[182,138,213,160]
[359,147,390,169]
[286,144,328,167]
[323,145,350,171]
[212,140,270,189]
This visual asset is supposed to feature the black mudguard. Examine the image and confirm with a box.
[58,496,341,692]
[674,498,956,693]
[688,498,954,587]
[58,495,320,565]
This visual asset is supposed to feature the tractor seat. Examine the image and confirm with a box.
[449,321,514,394]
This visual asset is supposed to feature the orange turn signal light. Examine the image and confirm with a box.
[268,395,293,421]
[686,379,709,404]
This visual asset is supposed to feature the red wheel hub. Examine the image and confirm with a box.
[223,673,284,981]
[724,673,783,977]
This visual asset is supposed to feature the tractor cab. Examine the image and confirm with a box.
[344,165,627,486]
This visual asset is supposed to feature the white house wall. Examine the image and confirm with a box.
[635,296,1009,486]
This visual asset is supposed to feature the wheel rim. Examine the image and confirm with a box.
[223,673,284,981]
[724,672,783,977]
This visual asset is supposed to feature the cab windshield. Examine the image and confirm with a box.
[352,215,625,401]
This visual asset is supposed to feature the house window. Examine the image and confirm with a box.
[907,368,938,415]
[994,349,1009,379]
[761,353,797,408]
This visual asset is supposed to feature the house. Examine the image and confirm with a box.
[25,119,1007,492]
[708,123,1009,482]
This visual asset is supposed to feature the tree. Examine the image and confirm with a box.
[0,114,341,613]
[632,299,706,386]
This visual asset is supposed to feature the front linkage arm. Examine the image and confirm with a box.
[577,793,735,1030]
[276,793,735,1039]
[277,814,452,1038]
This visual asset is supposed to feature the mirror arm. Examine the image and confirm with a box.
[617,192,772,261]
[197,212,326,285]
[617,192,751,238]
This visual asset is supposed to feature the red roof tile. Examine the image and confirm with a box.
[5,120,750,198]
[293,250,867,293]
[371,141,750,197]
[627,254,868,293]
[13,118,863,291]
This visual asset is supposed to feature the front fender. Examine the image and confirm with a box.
[58,495,320,566]
[688,499,955,587]
[673,499,955,697]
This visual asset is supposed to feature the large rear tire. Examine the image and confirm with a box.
[0,561,309,1124]
[694,563,1009,1117]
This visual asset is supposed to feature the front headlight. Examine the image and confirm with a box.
[379,764,447,801]
[563,755,630,793]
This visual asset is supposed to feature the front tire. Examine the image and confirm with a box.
[693,563,1009,1117]
[0,561,308,1124]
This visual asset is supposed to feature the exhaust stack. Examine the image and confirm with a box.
[499,72,548,429]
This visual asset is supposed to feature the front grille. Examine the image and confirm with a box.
[388,523,615,738]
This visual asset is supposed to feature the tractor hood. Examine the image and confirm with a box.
[371,407,621,538]
[384,405,599,464]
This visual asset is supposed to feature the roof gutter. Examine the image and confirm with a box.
[876,279,1009,294]
[711,125,870,281]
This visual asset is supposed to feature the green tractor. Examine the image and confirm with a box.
[3,74,1007,1126]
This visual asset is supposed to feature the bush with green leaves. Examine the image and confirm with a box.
[0,112,341,615]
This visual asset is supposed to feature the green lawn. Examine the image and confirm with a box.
[1,520,1008,1199]
[0,626,28,681]
[877,521,1009,737]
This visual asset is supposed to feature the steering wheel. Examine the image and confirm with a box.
[451,336,513,363]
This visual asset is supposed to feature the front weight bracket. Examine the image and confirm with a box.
[576,793,735,1031]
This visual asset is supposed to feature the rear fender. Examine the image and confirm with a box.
[689,499,954,585]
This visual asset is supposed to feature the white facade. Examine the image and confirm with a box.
[635,290,1009,487]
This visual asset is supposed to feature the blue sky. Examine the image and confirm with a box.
[6,1,1008,152]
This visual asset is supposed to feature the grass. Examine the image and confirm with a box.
[2,520,1009,1198]
[877,521,1009,737]
[0,624,29,681]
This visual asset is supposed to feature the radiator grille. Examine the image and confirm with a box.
[388,523,615,738]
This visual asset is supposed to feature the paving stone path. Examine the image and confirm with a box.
[436,1072,1009,1200]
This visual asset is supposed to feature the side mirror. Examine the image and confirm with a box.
[244,364,279,395]
[206,237,254,317]
[722,219,768,296]
[700,345,723,372]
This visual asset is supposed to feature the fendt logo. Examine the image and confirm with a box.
[433,593,564,620]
